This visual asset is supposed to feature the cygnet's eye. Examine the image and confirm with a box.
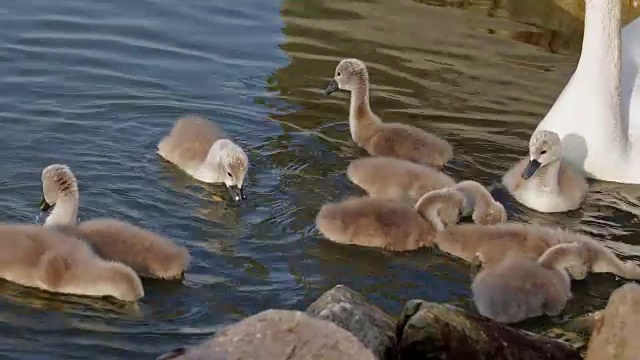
[337,71,341,77]
[227,172,233,178]
[540,150,547,155]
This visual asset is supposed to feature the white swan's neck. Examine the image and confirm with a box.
[577,0,627,146]
[44,196,78,227]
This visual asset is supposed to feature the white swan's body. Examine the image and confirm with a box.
[533,0,640,183]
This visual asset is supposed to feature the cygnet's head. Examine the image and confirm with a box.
[539,242,590,280]
[324,58,368,95]
[454,181,507,225]
[522,130,562,179]
[213,139,249,202]
[100,262,145,302]
[40,164,78,212]
[472,199,507,226]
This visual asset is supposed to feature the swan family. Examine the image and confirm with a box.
[0,0,636,339]
[314,0,640,323]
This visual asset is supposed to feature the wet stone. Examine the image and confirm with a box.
[396,299,581,360]
[156,309,377,360]
[306,284,398,360]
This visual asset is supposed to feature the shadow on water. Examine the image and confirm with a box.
[0,0,639,358]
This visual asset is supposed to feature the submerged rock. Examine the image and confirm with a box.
[584,283,640,360]
[396,299,581,360]
[306,285,397,360]
[155,309,377,360]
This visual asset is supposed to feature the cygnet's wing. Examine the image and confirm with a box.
[557,162,589,207]
[158,115,226,167]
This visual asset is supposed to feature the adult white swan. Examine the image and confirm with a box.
[532,0,640,184]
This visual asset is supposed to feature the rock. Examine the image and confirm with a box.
[539,309,605,356]
[156,309,377,360]
[396,300,581,360]
[584,283,640,360]
[306,285,397,360]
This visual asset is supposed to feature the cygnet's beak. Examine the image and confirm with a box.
[324,79,339,95]
[226,185,246,202]
[522,159,541,180]
[39,197,53,212]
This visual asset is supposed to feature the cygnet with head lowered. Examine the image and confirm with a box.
[471,242,589,324]
[434,222,640,280]
[157,115,249,201]
[0,223,143,301]
[346,157,506,225]
[315,188,465,252]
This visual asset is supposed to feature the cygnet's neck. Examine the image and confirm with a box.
[196,140,228,183]
[44,195,78,227]
[538,247,573,283]
[454,181,488,217]
[415,194,451,232]
[576,0,627,149]
[424,204,446,232]
[349,79,379,143]
[531,160,562,193]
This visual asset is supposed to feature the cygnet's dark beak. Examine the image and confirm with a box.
[39,197,53,212]
[324,79,339,95]
[522,159,541,180]
[226,185,246,202]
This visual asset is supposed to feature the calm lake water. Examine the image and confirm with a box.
[0,0,639,358]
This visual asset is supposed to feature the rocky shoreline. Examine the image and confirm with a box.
[155,283,640,360]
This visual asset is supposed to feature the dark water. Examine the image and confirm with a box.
[0,0,638,358]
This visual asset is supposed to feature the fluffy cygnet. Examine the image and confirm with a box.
[325,59,453,168]
[0,224,143,301]
[157,115,249,201]
[315,188,465,251]
[435,222,640,280]
[40,164,191,280]
[346,157,505,225]
[502,130,588,213]
[471,243,586,324]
